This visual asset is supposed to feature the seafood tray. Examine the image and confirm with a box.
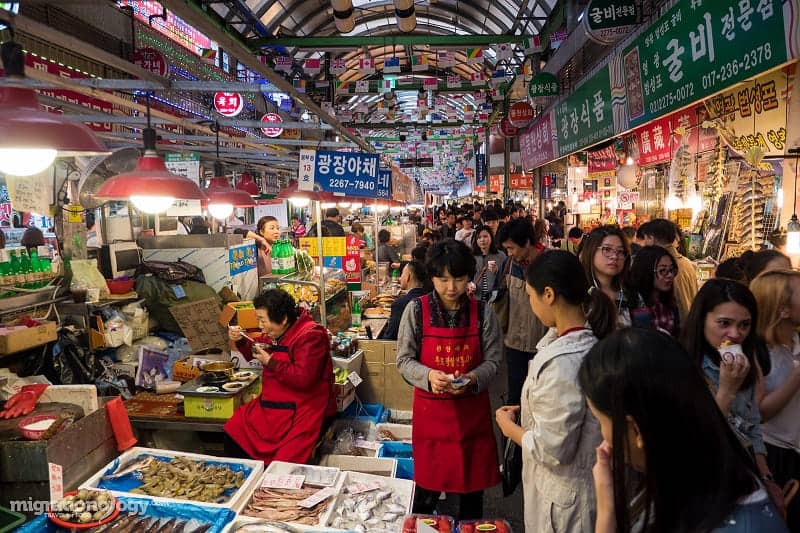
[325,471,415,532]
[237,462,346,528]
[80,447,264,513]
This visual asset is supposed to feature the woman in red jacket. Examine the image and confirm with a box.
[224,288,336,464]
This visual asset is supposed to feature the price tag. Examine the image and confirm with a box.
[298,487,338,508]
[347,372,363,387]
[346,479,384,494]
[417,518,439,533]
[354,438,382,451]
[172,285,186,299]
[261,473,305,490]
[49,462,63,502]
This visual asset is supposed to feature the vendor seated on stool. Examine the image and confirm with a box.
[224,288,337,465]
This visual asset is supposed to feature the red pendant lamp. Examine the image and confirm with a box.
[0,39,108,176]
[203,124,255,219]
[95,95,205,213]
[236,172,261,197]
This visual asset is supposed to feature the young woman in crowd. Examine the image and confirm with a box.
[234,215,281,277]
[580,225,633,327]
[680,278,783,507]
[471,225,507,302]
[626,245,681,337]
[751,269,800,530]
[496,250,615,532]
[396,239,502,520]
[581,328,788,533]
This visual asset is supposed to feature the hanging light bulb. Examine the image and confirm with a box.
[131,195,176,214]
[625,156,635,166]
[321,202,337,209]
[331,0,355,33]
[208,203,234,220]
[204,129,255,220]
[338,201,351,208]
[290,196,310,207]
[666,195,684,211]
[0,40,107,176]
[394,0,416,32]
[351,202,363,209]
[787,149,800,254]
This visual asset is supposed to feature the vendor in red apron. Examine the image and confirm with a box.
[225,288,336,465]
[396,239,503,520]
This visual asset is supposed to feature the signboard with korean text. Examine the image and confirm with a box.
[509,101,535,128]
[343,235,362,286]
[9,55,114,133]
[622,0,788,128]
[377,169,392,199]
[213,92,244,117]
[261,113,283,137]
[298,236,359,286]
[509,174,533,190]
[632,114,674,166]
[118,1,215,55]
[228,243,257,276]
[519,110,557,169]
[704,67,790,156]
[133,47,169,77]
[475,154,487,186]
[297,150,382,198]
[555,65,614,157]
[584,0,640,44]
[165,153,201,216]
[489,174,503,194]
[528,72,559,98]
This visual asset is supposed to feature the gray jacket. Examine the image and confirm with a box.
[521,327,601,533]
[505,261,547,353]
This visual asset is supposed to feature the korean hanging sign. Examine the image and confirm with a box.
[583,0,640,45]
[297,150,383,198]
[528,72,559,98]
[555,65,614,157]
[519,110,557,169]
[622,0,788,128]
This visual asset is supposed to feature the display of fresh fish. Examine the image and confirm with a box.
[102,456,157,479]
[185,524,212,533]
[233,521,303,532]
[152,517,178,533]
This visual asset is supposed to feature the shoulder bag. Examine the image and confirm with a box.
[489,257,512,333]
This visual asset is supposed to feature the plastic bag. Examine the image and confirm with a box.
[71,259,110,297]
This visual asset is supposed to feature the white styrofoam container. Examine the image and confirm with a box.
[235,462,346,529]
[40,384,99,415]
[332,349,364,375]
[385,409,413,424]
[319,454,398,478]
[265,461,341,487]
[79,447,264,513]
[324,471,415,529]
[376,422,412,442]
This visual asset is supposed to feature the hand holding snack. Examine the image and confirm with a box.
[719,342,750,394]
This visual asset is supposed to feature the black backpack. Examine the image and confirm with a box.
[135,259,205,283]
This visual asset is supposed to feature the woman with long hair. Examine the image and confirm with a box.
[471,225,507,302]
[626,245,681,337]
[751,269,800,530]
[496,250,615,532]
[680,278,783,507]
[581,328,787,533]
[580,225,633,327]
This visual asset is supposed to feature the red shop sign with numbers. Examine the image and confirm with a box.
[214,92,244,117]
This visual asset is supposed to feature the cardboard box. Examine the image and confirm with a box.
[183,377,261,420]
[0,320,57,354]
[218,301,259,330]
[355,340,413,410]
[319,454,397,478]
[335,381,355,412]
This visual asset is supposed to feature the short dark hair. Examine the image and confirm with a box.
[350,222,364,234]
[496,218,535,248]
[635,222,649,240]
[715,257,747,282]
[253,288,299,325]
[257,216,278,233]
[325,207,340,218]
[567,226,583,239]
[482,209,499,222]
[378,229,391,243]
[411,243,429,262]
[642,218,677,245]
[404,260,430,291]
[622,226,636,241]
[426,239,476,279]
[738,249,790,282]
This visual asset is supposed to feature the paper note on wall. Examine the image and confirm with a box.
[6,171,53,215]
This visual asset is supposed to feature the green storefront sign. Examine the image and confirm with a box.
[622,0,788,128]
[529,72,560,98]
[555,65,614,157]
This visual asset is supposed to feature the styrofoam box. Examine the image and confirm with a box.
[332,349,364,375]
[326,419,379,457]
[319,454,398,478]
[79,447,264,513]
[235,461,346,529]
[324,471,415,529]
[376,422,412,442]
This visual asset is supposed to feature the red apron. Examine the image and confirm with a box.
[412,295,500,493]
[224,314,334,465]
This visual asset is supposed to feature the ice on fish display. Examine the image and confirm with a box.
[329,488,406,533]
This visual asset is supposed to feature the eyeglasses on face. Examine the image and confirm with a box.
[654,266,678,277]
[600,246,627,259]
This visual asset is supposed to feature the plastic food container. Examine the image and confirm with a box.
[458,519,512,532]
[18,414,61,440]
[402,514,455,532]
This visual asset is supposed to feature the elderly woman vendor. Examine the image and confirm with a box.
[224,288,336,464]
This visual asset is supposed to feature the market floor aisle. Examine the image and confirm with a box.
[437,359,525,529]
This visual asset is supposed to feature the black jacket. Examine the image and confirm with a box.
[379,287,426,340]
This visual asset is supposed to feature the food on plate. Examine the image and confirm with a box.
[330,487,407,533]
[243,487,330,525]
[458,519,512,533]
[51,490,115,523]
[401,514,455,532]
[103,455,244,503]
[363,308,391,319]
[325,278,347,296]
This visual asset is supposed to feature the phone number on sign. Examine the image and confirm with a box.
[648,81,695,115]
[328,179,376,191]
[701,43,774,90]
